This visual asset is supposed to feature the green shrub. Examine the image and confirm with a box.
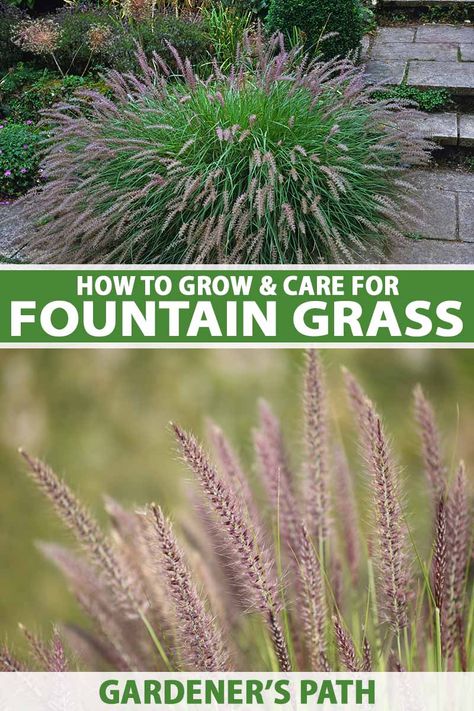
[0,122,40,197]
[21,35,433,264]
[0,62,47,103]
[373,85,452,114]
[0,64,56,121]
[358,0,377,34]
[266,0,364,60]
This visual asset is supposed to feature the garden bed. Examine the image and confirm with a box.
[0,0,472,262]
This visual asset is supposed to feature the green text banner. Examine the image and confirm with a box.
[0,266,471,346]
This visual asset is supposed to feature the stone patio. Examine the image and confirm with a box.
[365,24,474,94]
[383,169,474,263]
[387,236,474,263]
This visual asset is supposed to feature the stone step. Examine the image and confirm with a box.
[387,236,474,263]
[363,169,474,264]
[416,112,474,145]
[365,24,474,96]
[408,170,474,242]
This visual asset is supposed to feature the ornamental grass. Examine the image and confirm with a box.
[21,32,433,264]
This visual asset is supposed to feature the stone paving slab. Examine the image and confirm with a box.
[417,113,458,145]
[461,44,474,61]
[387,236,474,264]
[364,60,407,84]
[365,24,474,95]
[412,189,458,239]
[377,27,417,43]
[0,203,29,260]
[409,169,474,244]
[407,61,474,94]
[459,114,474,146]
[458,193,474,241]
[371,41,459,61]
[412,169,474,192]
[413,112,474,146]
[416,25,474,44]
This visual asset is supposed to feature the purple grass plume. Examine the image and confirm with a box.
[432,495,447,613]
[19,450,146,620]
[414,386,446,502]
[298,522,328,671]
[173,423,291,672]
[333,615,359,672]
[304,351,330,544]
[333,445,361,585]
[146,502,228,672]
[0,646,25,672]
[443,462,469,664]
[363,402,410,633]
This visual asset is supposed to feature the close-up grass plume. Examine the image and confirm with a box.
[1,351,472,673]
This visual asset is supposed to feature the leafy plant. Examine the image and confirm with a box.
[0,122,40,196]
[1,352,472,672]
[375,5,472,25]
[374,85,452,114]
[0,61,46,98]
[5,72,109,123]
[265,0,364,60]
[20,33,432,265]
[424,5,471,23]
[202,3,252,69]
[49,6,210,75]
[223,0,270,18]
[359,0,377,34]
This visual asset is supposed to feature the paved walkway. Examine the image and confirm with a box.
[0,203,30,262]
[384,169,474,263]
[366,24,474,94]
[362,22,474,262]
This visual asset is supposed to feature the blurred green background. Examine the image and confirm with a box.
[1,349,473,647]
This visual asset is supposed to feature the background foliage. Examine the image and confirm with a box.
[0,122,39,195]
[266,0,364,60]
